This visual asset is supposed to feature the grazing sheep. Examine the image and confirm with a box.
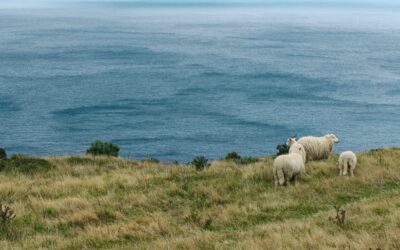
[273,143,306,187]
[337,151,357,177]
[296,134,339,162]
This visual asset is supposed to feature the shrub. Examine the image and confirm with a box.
[225,151,241,160]
[276,143,289,156]
[225,151,258,165]
[191,156,208,171]
[0,154,53,174]
[86,140,119,157]
[0,148,6,160]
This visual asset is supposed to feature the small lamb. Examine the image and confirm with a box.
[337,151,357,177]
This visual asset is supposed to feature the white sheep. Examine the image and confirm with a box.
[273,142,306,187]
[296,134,339,162]
[337,151,357,177]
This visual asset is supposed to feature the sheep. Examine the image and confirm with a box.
[296,134,339,162]
[273,142,306,187]
[337,151,357,177]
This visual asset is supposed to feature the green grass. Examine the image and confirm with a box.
[0,148,399,249]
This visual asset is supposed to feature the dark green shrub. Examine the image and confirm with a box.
[86,140,119,157]
[276,143,289,156]
[0,154,54,174]
[225,151,241,160]
[224,151,258,165]
[0,148,6,160]
[191,156,208,171]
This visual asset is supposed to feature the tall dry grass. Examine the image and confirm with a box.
[0,148,399,249]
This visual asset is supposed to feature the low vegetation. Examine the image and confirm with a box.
[191,155,208,171]
[0,148,6,160]
[224,151,259,165]
[86,140,120,157]
[0,148,399,249]
[276,142,290,156]
[0,154,53,174]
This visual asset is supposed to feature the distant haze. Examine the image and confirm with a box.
[2,0,400,7]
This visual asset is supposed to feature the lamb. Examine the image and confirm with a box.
[273,142,306,187]
[337,151,357,177]
[296,134,339,162]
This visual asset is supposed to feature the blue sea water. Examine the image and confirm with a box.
[1,4,400,161]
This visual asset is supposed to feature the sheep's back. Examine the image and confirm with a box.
[339,151,357,165]
[273,154,304,175]
[298,136,331,161]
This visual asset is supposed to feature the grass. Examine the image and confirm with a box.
[0,148,399,249]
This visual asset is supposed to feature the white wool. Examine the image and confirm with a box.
[273,143,306,187]
[296,134,339,162]
[338,151,357,177]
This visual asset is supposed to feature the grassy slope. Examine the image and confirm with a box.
[0,148,399,249]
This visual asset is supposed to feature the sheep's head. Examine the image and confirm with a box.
[290,143,306,163]
[325,134,339,144]
[286,137,297,147]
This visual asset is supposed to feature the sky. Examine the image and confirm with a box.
[2,0,400,4]
[1,0,400,9]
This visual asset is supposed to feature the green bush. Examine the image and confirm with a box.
[191,156,208,171]
[0,154,54,174]
[86,141,120,157]
[0,148,6,160]
[225,151,241,160]
[276,143,289,156]
[224,151,258,165]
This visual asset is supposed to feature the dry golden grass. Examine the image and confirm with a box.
[0,148,399,249]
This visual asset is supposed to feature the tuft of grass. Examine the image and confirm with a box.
[235,156,259,165]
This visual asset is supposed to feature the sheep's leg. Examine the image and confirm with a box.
[342,162,348,176]
[339,165,343,176]
[293,175,299,185]
[349,165,354,177]
[284,173,289,186]
[274,171,280,187]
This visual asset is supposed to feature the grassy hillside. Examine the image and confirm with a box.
[0,148,399,249]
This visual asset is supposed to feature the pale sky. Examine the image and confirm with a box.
[1,0,399,7]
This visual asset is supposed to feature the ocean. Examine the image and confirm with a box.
[1,4,400,161]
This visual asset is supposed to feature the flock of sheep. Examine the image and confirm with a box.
[273,134,357,187]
